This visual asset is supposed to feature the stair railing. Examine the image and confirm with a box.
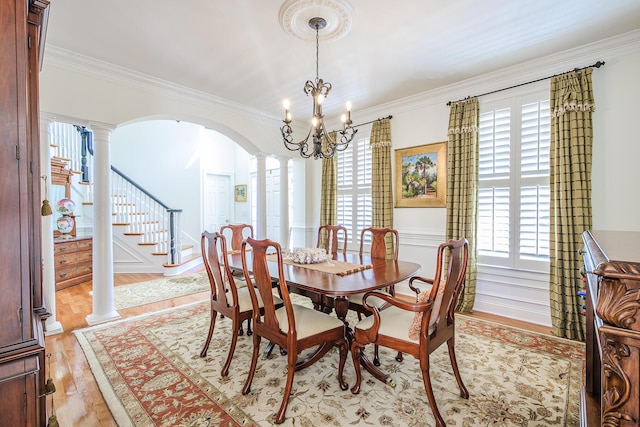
[49,121,183,266]
[111,166,183,265]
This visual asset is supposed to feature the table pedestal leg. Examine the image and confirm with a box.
[333,296,390,384]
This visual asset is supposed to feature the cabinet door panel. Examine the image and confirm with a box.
[0,0,30,348]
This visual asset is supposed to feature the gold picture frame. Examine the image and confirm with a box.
[234,184,247,202]
[394,141,447,208]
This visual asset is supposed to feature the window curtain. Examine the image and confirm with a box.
[549,68,595,340]
[319,132,338,247]
[446,97,479,313]
[370,118,394,259]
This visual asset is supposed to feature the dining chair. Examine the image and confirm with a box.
[220,223,254,253]
[220,223,254,334]
[316,224,348,258]
[240,236,349,424]
[350,238,470,427]
[199,231,282,377]
[348,226,401,364]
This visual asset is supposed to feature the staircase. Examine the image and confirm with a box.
[49,122,202,275]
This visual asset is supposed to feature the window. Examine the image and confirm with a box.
[478,93,550,271]
[337,133,372,248]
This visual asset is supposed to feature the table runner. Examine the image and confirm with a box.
[266,254,372,276]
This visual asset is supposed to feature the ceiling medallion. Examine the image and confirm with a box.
[279,0,354,42]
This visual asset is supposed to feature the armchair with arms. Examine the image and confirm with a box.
[350,237,470,427]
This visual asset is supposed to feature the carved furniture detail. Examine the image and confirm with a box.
[581,230,640,427]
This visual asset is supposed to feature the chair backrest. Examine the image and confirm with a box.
[359,227,399,260]
[317,224,348,258]
[220,223,254,252]
[242,237,295,340]
[201,231,237,309]
[428,238,469,333]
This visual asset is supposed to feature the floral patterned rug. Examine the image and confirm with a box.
[75,295,584,426]
[113,272,209,309]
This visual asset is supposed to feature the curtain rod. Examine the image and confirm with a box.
[352,115,393,129]
[329,115,392,134]
[446,60,605,106]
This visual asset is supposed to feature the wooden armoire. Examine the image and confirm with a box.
[0,0,50,426]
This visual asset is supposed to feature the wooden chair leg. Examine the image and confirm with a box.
[221,319,240,377]
[447,338,469,399]
[199,309,217,357]
[275,353,297,424]
[242,335,261,395]
[395,351,403,362]
[420,356,445,427]
[246,318,252,336]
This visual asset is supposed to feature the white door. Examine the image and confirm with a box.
[204,173,231,233]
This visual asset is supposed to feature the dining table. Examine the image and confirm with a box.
[225,250,422,383]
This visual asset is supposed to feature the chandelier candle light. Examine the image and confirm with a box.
[281,17,357,159]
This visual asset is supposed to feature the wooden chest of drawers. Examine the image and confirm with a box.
[54,236,93,290]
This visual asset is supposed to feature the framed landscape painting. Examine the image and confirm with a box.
[394,141,447,208]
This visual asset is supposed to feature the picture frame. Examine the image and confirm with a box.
[394,141,447,208]
[234,184,247,202]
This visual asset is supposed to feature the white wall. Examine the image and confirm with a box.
[591,49,640,231]
[39,31,640,326]
[110,120,253,242]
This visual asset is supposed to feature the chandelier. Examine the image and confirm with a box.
[280,17,357,159]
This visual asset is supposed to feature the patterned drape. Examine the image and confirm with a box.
[370,118,394,259]
[549,68,595,340]
[319,132,338,247]
[446,97,479,313]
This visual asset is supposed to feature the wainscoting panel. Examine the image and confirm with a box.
[474,264,551,327]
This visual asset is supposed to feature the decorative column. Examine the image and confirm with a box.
[40,113,63,335]
[279,156,290,247]
[255,153,267,239]
[86,122,120,325]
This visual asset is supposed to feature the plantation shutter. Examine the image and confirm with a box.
[478,108,511,257]
[337,135,372,247]
[519,100,550,259]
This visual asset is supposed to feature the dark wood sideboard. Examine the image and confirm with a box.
[581,230,640,426]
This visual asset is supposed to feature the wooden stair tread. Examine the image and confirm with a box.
[152,244,194,256]
[162,253,201,268]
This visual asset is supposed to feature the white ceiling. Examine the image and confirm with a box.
[44,0,640,121]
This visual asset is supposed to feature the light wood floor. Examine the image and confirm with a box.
[45,268,552,426]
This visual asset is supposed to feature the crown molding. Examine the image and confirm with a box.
[43,45,279,122]
[43,29,640,123]
[359,29,640,117]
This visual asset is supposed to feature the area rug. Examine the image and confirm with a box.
[113,272,209,310]
[76,295,584,426]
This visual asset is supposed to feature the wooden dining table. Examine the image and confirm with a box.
[225,250,421,383]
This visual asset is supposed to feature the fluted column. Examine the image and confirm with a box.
[255,153,267,239]
[40,113,63,335]
[279,156,290,247]
[86,122,120,325]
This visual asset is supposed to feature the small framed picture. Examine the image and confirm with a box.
[394,141,447,208]
[234,184,247,202]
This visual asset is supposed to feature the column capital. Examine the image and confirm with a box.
[88,121,117,134]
